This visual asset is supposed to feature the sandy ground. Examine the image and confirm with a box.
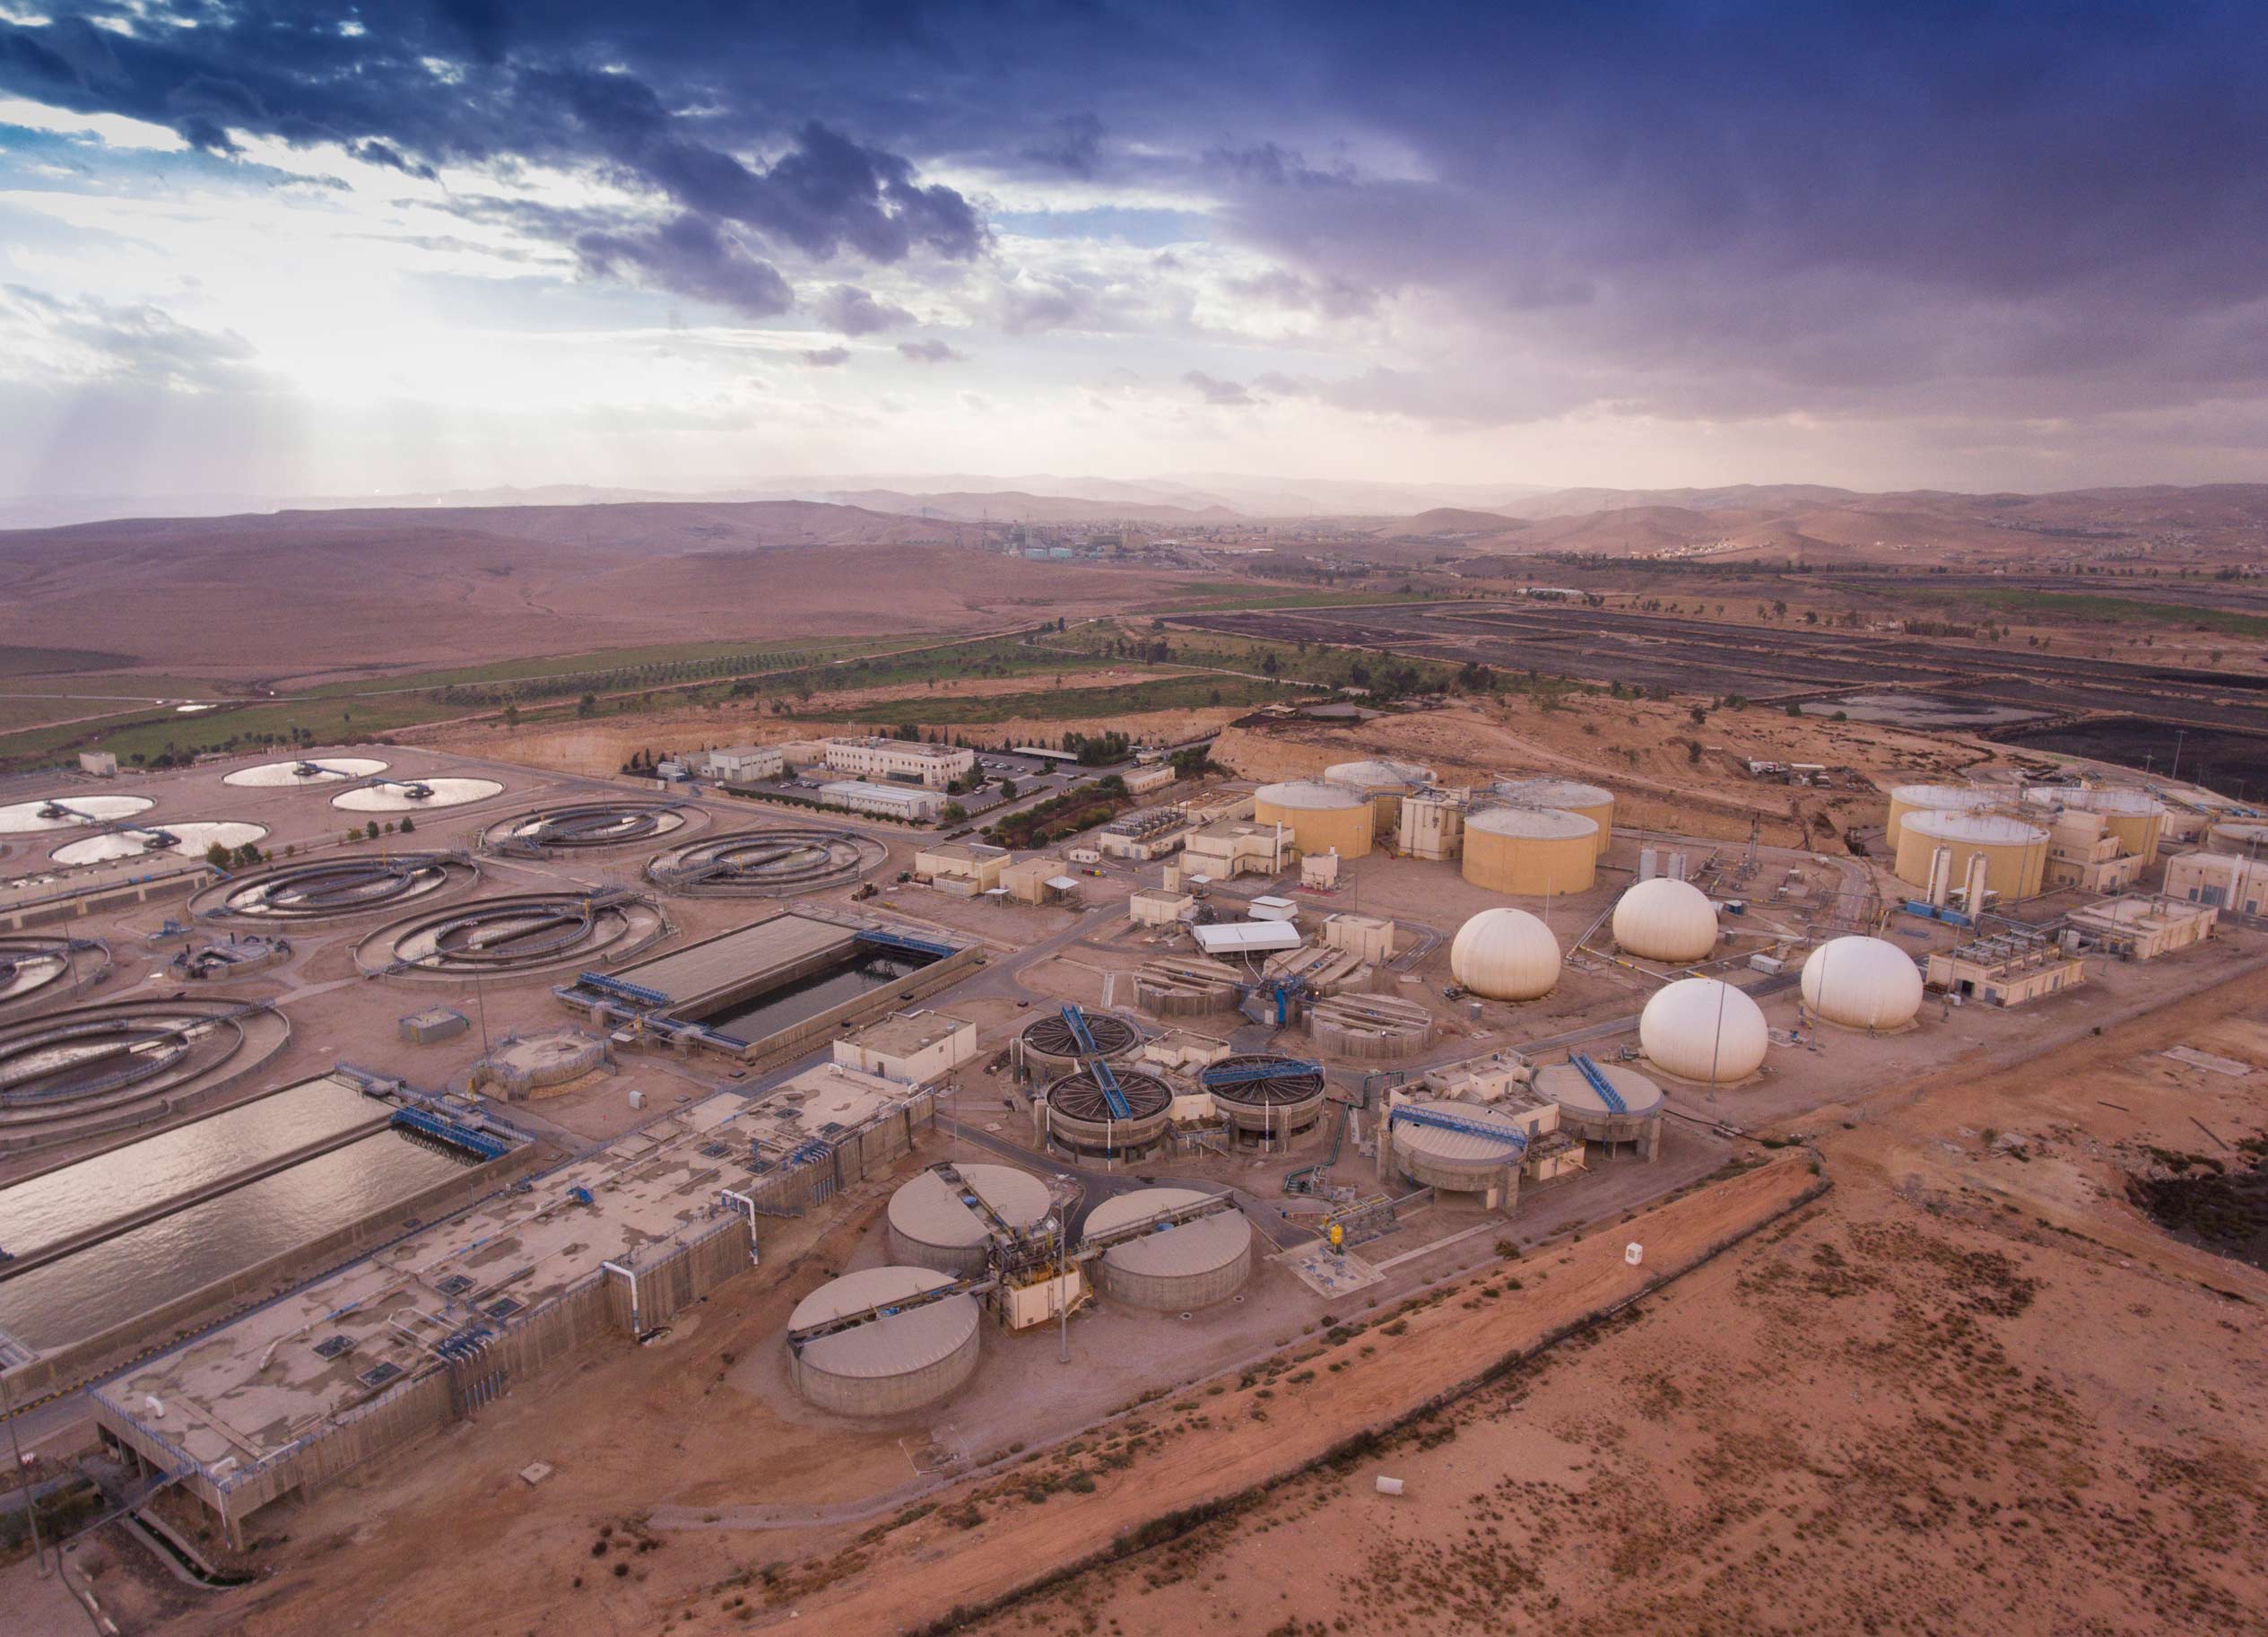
[415,663,1237,778]
[952,964,2268,1637]
[1212,691,2016,849]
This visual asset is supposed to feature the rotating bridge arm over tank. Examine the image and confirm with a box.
[786,1276,998,1347]
[1202,1058,1325,1093]
[1073,1190,1237,1256]
[1387,1104,1530,1152]
[1059,1004,1133,1119]
[1568,1053,1628,1113]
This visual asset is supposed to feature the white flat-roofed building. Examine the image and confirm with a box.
[914,840,1010,893]
[700,744,784,781]
[819,779,945,822]
[822,736,976,788]
[1190,919,1302,956]
[832,1010,978,1084]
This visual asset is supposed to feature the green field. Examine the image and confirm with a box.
[292,634,922,698]
[810,672,1293,727]
[1907,588,2268,640]
[0,644,140,676]
[1135,587,1450,615]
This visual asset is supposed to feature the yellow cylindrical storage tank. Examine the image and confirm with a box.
[2024,787,2166,865]
[1893,810,2047,902]
[1324,759,1435,832]
[1885,783,1999,849]
[1254,779,1374,860]
[1460,805,1597,895]
[1494,778,1613,855]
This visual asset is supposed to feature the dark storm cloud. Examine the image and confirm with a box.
[812,283,915,335]
[0,3,986,315]
[574,213,791,317]
[5,1,2266,429]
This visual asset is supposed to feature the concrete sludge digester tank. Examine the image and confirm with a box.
[1612,877,1719,963]
[1082,1189,1253,1310]
[1460,805,1597,895]
[1799,936,1924,1031]
[1253,780,1375,860]
[1638,978,1768,1084]
[1448,908,1561,999]
[1893,810,2047,902]
[787,1266,983,1416]
[886,1163,1052,1277]
[1493,777,1614,856]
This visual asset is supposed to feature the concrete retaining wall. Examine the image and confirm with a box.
[1,872,198,933]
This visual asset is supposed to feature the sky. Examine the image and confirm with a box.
[1,1,2264,503]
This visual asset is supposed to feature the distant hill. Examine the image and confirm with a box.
[1373,508,1533,538]
[0,499,1194,677]
[818,489,1242,525]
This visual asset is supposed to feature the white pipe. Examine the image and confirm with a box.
[603,1260,640,1333]
[718,1189,762,1265]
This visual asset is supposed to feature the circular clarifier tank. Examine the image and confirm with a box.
[223,757,390,788]
[886,1163,1052,1277]
[333,778,504,814]
[788,1267,982,1417]
[54,820,265,866]
[1081,1188,1253,1310]
[0,795,154,833]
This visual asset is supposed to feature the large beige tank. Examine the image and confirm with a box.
[1460,805,1597,895]
[1493,778,1613,855]
[2024,786,2166,865]
[1885,784,2000,849]
[1447,908,1561,999]
[1612,877,1719,963]
[1323,760,1434,832]
[1253,780,1374,861]
[1893,810,2048,902]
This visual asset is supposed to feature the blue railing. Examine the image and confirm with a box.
[854,927,957,961]
[1202,1057,1324,1092]
[576,971,671,1008]
[1388,1104,1528,1153]
[392,1107,513,1162]
[1570,1053,1627,1113]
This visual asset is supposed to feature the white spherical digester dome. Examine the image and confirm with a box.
[1799,936,1924,1030]
[1448,908,1562,1000]
[1612,878,1720,963]
[1639,978,1768,1084]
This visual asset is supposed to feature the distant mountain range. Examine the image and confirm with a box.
[0,473,1556,531]
[5,478,2265,571]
